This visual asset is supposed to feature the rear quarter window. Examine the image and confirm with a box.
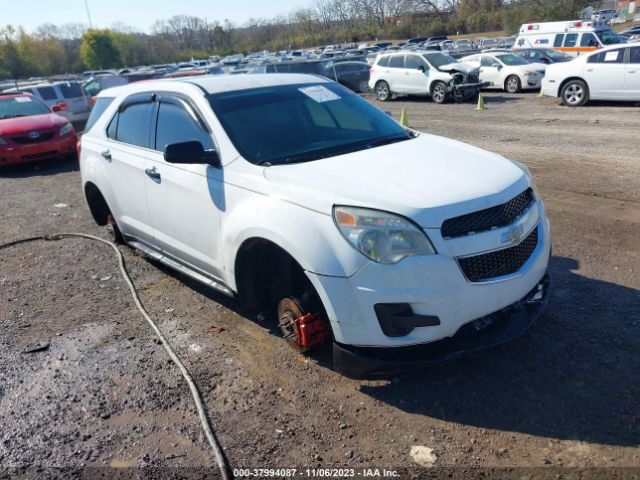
[377,56,389,67]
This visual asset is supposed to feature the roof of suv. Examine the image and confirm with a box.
[98,73,331,98]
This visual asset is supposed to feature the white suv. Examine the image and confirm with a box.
[80,74,551,377]
[369,50,485,103]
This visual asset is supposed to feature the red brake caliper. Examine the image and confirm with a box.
[278,297,328,352]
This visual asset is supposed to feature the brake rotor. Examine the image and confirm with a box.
[278,296,306,351]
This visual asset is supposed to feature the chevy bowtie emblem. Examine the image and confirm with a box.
[501,224,525,245]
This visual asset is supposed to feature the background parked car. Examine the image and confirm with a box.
[369,50,483,103]
[82,75,129,104]
[15,81,91,123]
[591,8,618,23]
[0,91,77,167]
[513,48,573,64]
[328,61,371,93]
[542,43,640,106]
[461,52,546,93]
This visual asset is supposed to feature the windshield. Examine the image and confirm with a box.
[0,95,51,119]
[496,53,529,66]
[545,49,571,59]
[423,53,458,68]
[208,82,411,165]
[596,30,623,45]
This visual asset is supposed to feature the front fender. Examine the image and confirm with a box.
[220,190,367,291]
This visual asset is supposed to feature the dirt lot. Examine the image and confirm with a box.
[1,92,639,479]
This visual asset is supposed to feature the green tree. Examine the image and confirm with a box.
[80,29,121,69]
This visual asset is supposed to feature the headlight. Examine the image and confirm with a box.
[333,206,436,264]
[511,159,538,196]
[59,123,74,136]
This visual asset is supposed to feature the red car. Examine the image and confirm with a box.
[0,91,78,167]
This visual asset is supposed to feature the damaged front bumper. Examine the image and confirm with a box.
[333,273,550,379]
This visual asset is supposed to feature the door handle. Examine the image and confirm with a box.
[145,166,161,181]
[586,68,594,72]
[629,70,637,74]
[101,150,111,160]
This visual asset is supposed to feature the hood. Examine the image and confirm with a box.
[438,62,478,74]
[0,113,67,136]
[262,134,528,227]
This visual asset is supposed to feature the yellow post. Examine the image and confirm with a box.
[476,92,485,110]
[399,108,409,127]
[538,89,544,97]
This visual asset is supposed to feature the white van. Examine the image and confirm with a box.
[591,9,618,23]
[514,20,624,57]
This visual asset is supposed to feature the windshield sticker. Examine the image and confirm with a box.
[299,85,340,103]
[14,97,31,103]
[604,51,619,62]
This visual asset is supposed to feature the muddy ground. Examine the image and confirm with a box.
[0,92,639,479]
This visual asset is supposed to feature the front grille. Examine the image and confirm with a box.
[458,226,539,282]
[441,188,534,239]
[21,150,57,160]
[11,132,56,144]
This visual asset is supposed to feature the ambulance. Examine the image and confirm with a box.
[514,20,624,57]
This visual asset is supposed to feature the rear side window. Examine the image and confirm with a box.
[388,55,404,68]
[629,46,640,64]
[109,102,153,148]
[85,97,114,133]
[564,34,578,47]
[588,48,625,63]
[36,86,58,101]
[154,101,213,152]
[59,83,83,99]
[554,34,565,47]
[377,56,389,67]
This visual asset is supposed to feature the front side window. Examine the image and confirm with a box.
[629,46,640,64]
[110,102,153,148]
[405,55,426,70]
[208,82,411,166]
[580,33,598,47]
[155,100,213,152]
[554,34,565,47]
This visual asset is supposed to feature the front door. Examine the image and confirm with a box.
[144,94,225,278]
[403,54,430,94]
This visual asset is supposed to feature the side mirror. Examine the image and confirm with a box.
[418,65,426,72]
[492,62,502,69]
[164,140,220,166]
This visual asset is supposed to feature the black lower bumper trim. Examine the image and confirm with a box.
[334,273,550,379]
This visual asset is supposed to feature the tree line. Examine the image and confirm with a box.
[0,0,590,79]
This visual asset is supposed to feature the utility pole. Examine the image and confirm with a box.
[84,0,94,29]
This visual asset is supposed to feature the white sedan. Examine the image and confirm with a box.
[542,43,640,106]
[461,52,546,93]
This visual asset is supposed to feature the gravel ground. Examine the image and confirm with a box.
[0,92,639,479]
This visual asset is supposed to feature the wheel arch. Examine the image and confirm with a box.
[559,76,588,98]
[84,181,111,226]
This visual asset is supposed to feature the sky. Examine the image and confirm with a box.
[1,0,309,33]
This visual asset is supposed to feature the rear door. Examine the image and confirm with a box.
[386,54,407,92]
[583,48,626,99]
[144,93,224,278]
[104,93,156,244]
[625,46,640,100]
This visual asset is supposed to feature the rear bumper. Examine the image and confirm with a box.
[333,273,549,378]
[0,135,77,167]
